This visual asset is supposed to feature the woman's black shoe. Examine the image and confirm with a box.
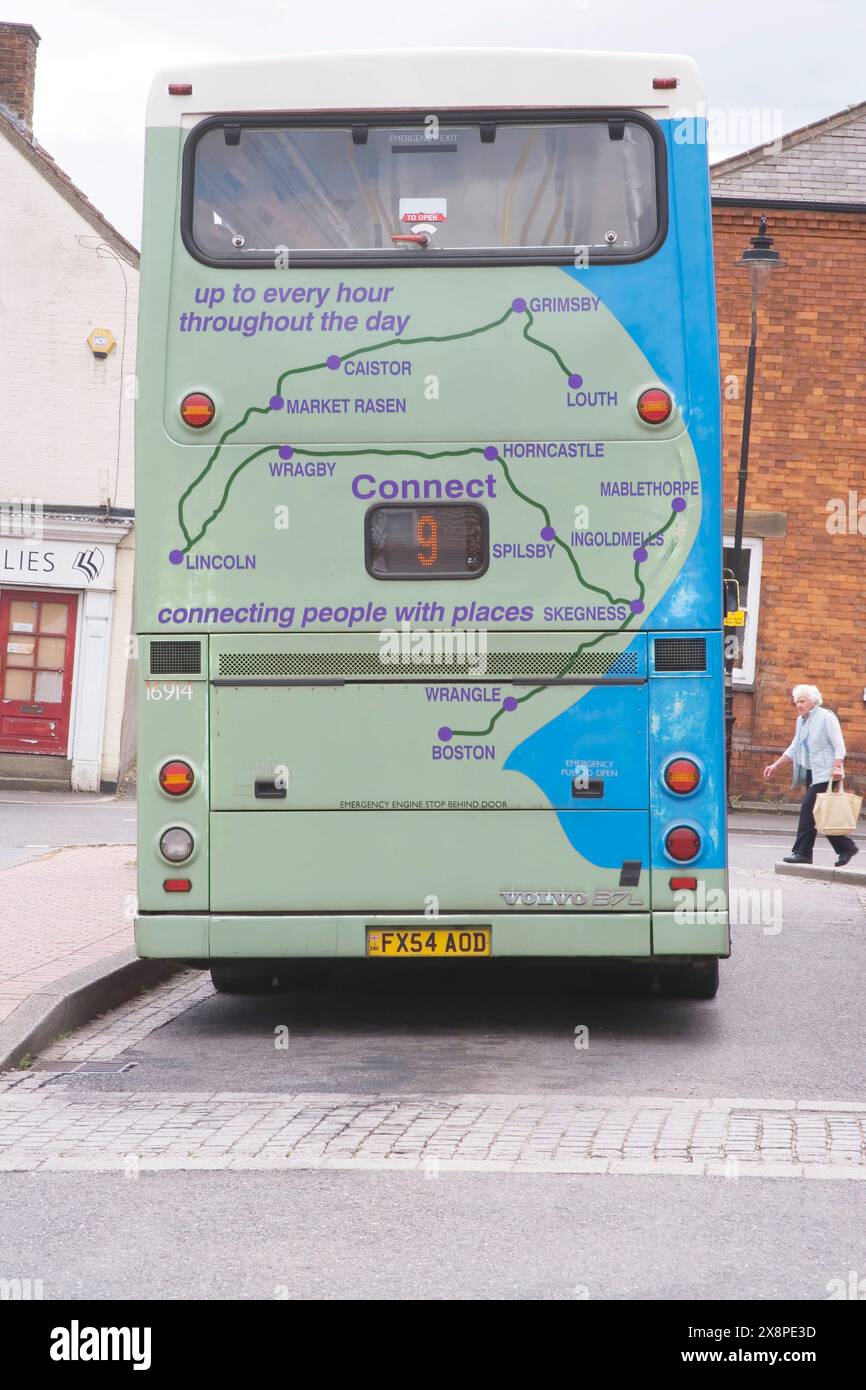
[835,847,860,868]
[782,854,812,864]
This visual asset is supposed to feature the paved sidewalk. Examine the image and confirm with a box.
[0,843,177,1071]
[0,845,137,1026]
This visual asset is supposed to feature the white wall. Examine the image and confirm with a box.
[0,136,138,510]
[0,131,139,786]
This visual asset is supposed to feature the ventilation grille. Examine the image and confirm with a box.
[217,648,639,679]
[150,640,202,677]
[654,637,707,673]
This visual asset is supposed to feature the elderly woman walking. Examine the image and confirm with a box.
[763,685,859,866]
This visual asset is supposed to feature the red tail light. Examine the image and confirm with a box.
[670,876,698,890]
[664,758,701,795]
[180,392,215,428]
[637,388,673,424]
[168,83,193,96]
[159,760,194,796]
[652,77,679,90]
[665,826,701,862]
[163,879,192,892]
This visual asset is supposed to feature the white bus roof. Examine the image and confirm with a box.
[147,48,704,127]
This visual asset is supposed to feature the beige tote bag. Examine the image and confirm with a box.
[813,782,863,835]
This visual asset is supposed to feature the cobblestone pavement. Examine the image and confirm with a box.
[33,970,213,1063]
[2,1079,865,1178]
[2,969,866,1180]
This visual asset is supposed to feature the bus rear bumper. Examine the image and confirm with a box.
[135,912,729,960]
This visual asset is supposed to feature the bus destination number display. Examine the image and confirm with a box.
[366,504,488,579]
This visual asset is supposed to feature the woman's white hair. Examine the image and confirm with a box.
[792,684,823,705]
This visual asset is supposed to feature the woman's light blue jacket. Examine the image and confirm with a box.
[784,706,846,786]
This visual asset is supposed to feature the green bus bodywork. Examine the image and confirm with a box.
[135,113,728,987]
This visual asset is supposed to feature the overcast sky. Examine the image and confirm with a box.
[19,0,866,246]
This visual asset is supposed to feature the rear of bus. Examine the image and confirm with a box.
[134,49,727,997]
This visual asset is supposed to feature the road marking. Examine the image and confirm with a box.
[739,840,794,847]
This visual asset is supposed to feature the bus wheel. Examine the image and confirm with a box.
[209,963,328,993]
[210,964,281,994]
[662,958,719,1000]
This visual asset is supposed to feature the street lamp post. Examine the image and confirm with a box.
[725,216,785,789]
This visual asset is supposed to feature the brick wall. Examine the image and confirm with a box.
[713,204,866,801]
[0,22,39,130]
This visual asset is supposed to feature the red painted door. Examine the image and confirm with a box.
[0,591,78,755]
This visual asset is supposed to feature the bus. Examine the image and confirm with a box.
[134,48,727,998]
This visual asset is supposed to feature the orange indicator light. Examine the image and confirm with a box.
[665,758,701,795]
[159,760,194,796]
[180,392,215,428]
[637,388,673,424]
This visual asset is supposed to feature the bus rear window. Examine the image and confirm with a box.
[184,114,663,266]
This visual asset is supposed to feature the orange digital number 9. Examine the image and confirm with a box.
[417,513,438,568]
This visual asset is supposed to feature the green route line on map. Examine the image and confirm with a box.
[169,296,689,741]
[178,306,511,545]
[496,454,621,606]
[177,429,686,741]
[183,445,480,552]
[447,508,679,738]
[634,508,677,602]
[176,304,571,548]
[521,315,571,376]
[183,439,633,611]
[448,627,628,739]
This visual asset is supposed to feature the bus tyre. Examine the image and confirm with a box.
[209,963,329,993]
[663,958,719,1000]
[210,964,279,993]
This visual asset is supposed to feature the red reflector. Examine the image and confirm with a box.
[159,760,194,796]
[637,388,673,424]
[168,83,193,95]
[670,876,698,891]
[163,879,192,892]
[180,392,215,428]
[653,77,679,90]
[666,826,701,862]
[664,758,701,795]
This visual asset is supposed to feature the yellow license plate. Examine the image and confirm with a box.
[366,928,491,958]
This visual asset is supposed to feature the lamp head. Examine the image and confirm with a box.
[736,215,785,293]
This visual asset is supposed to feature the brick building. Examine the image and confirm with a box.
[711,105,866,801]
[0,21,139,790]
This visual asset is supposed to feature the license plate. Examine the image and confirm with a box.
[366,928,491,958]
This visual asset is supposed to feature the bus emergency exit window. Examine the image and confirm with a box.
[183,110,665,268]
[365,504,488,579]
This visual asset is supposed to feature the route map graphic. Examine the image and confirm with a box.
[172,295,691,742]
